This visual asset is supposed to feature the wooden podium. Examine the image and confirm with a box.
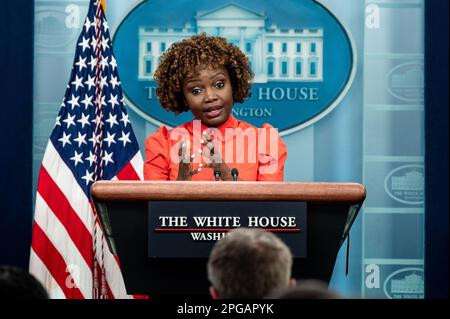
[91,181,366,296]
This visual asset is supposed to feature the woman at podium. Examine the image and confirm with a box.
[144,33,287,181]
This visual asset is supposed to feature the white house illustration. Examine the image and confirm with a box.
[391,170,424,191]
[138,3,323,83]
[391,274,424,294]
[391,67,424,89]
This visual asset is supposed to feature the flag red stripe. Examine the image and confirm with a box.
[38,166,93,270]
[116,161,140,180]
[31,222,85,299]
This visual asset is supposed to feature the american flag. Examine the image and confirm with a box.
[29,0,143,299]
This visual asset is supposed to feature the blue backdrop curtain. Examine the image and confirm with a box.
[424,0,449,299]
[0,0,447,300]
[0,0,34,270]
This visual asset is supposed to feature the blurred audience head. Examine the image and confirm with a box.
[207,227,295,299]
[0,266,48,299]
[269,279,341,299]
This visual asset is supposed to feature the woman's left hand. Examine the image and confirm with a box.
[199,131,235,181]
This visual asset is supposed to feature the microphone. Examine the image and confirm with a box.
[231,168,239,181]
[214,168,221,181]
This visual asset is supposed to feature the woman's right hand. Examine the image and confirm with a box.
[176,139,202,181]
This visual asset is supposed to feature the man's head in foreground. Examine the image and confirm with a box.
[0,266,48,299]
[207,227,296,299]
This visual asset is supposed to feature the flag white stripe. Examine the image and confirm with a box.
[34,193,93,298]
[29,249,66,299]
[42,141,95,235]
[130,152,144,180]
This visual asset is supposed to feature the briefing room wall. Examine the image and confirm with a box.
[28,0,429,299]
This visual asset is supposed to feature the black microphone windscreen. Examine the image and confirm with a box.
[214,168,221,181]
[231,168,239,181]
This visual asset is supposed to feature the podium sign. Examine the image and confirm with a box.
[92,181,366,295]
[148,201,307,258]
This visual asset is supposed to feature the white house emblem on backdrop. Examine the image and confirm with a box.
[113,0,356,134]
[138,4,324,84]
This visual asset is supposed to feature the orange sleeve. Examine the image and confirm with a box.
[257,123,287,181]
[144,126,171,180]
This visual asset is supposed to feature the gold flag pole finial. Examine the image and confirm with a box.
[101,0,106,12]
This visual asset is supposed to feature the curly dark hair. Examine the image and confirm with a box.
[154,33,254,114]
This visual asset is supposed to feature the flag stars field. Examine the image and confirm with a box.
[81,169,94,185]
[106,113,118,128]
[110,76,120,89]
[58,132,72,147]
[70,151,84,167]
[104,132,116,147]
[118,131,131,147]
[75,56,87,71]
[63,114,76,128]
[78,36,90,52]
[120,113,130,127]
[85,74,96,90]
[102,150,114,166]
[108,93,119,107]
[74,132,87,147]
[77,113,91,128]
[81,94,93,109]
